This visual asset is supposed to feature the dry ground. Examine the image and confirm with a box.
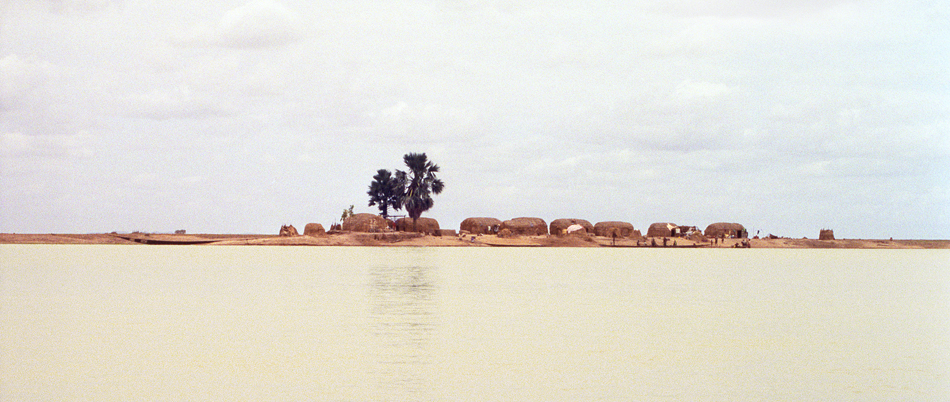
[2,232,947,248]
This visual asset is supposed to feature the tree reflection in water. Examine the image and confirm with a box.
[368,264,437,401]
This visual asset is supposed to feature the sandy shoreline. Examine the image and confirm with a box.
[1,233,948,249]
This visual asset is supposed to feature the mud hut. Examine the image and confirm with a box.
[671,225,700,238]
[647,222,677,238]
[303,223,326,236]
[342,213,390,233]
[704,222,748,238]
[593,221,637,238]
[395,217,441,235]
[459,217,502,235]
[550,219,594,236]
[279,224,299,236]
[819,229,835,240]
[500,217,548,236]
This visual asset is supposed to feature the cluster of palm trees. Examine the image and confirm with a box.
[367,153,445,229]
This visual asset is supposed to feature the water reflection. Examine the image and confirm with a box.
[368,264,438,401]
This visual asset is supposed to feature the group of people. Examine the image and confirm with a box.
[710,235,751,248]
[729,238,752,248]
[632,237,682,247]
[627,236,752,248]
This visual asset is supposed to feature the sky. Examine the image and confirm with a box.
[1,0,948,239]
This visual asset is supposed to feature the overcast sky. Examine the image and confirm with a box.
[1,0,947,238]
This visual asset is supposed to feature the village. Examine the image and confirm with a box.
[3,218,948,248]
[256,214,837,248]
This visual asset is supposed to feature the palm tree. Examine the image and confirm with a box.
[397,153,444,230]
[367,169,403,219]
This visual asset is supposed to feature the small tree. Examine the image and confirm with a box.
[367,169,404,219]
[340,205,355,223]
[397,152,444,231]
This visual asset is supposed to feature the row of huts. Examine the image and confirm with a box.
[284,214,749,239]
[458,217,748,239]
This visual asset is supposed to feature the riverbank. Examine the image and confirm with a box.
[1,233,948,248]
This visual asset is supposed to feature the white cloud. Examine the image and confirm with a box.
[370,101,478,145]
[174,0,303,49]
[0,54,56,110]
[0,131,92,158]
[0,132,35,158]
[674,80,734,101]
[0,53,91,137]
[650,0,855,18]
[0,131,94,179]
[123,86,230,120]
[44,0,121,14]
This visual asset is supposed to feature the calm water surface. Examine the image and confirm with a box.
[2,246,949,401]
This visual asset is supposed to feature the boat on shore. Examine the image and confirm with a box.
[111,234,220,245]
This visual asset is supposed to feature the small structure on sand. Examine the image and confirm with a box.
[460,217,502,235]
[819,229,835,240]
[594,221,639,239]
[671,225,700,238]
[704,222,748,238]
[342,213,390,233]
[550,219,594,236]
[279,224,299,236]
[647,222,677,238]
[304,223,326,237]
[500,217,548,236]
[395,217,441,235]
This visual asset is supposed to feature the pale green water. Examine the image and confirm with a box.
[2,246,949,401]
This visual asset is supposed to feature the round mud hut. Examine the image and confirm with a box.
[279,224,299,236]
[500,217,548,236]
[594,221,639,238]
[395,217,441,235]
[342,213,390,233]
[647,222,677,238]
[550,219,594,236]
[303,223,326,236]
[704,222,748,238]
[459,217,502,235]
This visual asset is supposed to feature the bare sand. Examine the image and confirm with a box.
[1,232,947,248]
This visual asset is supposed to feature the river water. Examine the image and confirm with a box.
[2,246,948,401]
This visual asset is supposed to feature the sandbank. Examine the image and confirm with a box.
[1,233,947,249]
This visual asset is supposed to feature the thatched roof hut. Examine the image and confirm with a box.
[647,222,677,238]
[395,217,441,235]
[819,229,835,240]
[279,224,299,236]
[459,217,502,235]
[500,217,548,236]
[550,219,594,236]
[303,223,326,237]
[593,221,638,238]
[704,222,747,238]
[342,213,390,233]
